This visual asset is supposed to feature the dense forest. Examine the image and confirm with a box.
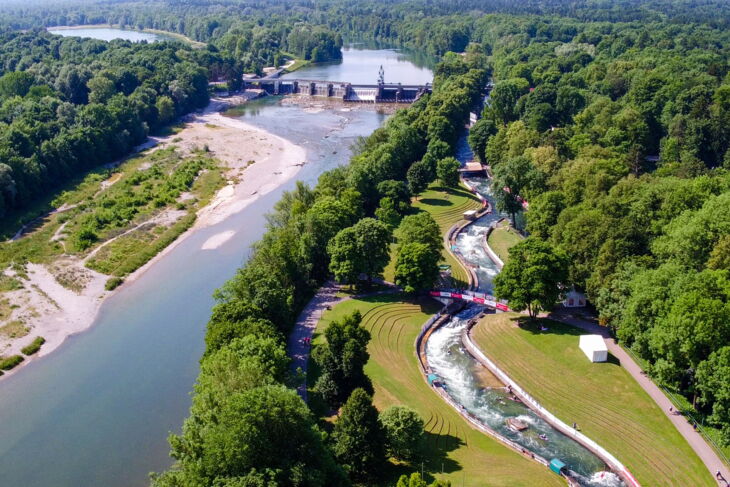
[0,0,729,483]
[0,32,235,218]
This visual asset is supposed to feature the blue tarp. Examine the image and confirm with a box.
[427,373,439,385]
[549,459,566,475]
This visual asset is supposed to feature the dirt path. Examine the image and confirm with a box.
[548,308,730,485]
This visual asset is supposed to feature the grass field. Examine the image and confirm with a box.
[472,313,714,487]
[313,294,564,487]
[486,224,522,263]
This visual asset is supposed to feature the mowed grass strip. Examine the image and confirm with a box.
[486,225,522,263]
[315,294,564,487]
[472,313,714,487]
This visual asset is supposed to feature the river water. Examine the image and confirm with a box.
[47,26,173,43]
[425,138,624,487]
[0,47,427,487]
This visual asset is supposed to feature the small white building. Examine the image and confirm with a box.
[563,288,587,307]
[579,335,608,362]
[463,209,478,221]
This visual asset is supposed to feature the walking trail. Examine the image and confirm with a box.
[287,280,343,402]
[548,308,729,485]
[287,280,398,402]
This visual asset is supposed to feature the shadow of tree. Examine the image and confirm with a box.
[418,198,453,207]
[379,430,463,485]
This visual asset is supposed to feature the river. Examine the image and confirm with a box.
[47,26,174,43]
[0,46,431,487]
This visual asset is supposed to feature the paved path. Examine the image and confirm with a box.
[548,308,729,485]
[287,280,399,402]
[287,280,343,402]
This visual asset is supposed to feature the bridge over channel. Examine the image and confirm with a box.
[242,76,432,103]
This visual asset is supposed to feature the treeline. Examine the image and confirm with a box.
[0,30,241,219]
[152,53,487,486]
[5,0,730,59]
[464,16,730,442]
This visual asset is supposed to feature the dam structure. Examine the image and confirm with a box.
[242,65,432,103]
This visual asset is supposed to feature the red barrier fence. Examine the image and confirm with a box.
[429,290,509,311]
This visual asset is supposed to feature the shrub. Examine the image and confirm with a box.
[21,336,45,356]
[105,277,124,290]
[0,354,24,370]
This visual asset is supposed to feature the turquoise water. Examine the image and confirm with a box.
[47,27,173,43]
[0,51,425,487]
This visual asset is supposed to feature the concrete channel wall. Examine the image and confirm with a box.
[462,322,641,487]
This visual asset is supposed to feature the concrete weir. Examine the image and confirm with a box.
[242,76,432,103]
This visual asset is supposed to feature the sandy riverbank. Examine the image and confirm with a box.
[0,94,306,378]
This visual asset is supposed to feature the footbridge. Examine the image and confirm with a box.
[430,290,510,311]
[242,76,432,103]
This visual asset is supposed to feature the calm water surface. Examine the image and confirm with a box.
[0,51,427,487]
[47,27,172,43]
[281,45,435,85]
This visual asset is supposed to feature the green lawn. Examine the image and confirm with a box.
[313,294,564,487]
[472,313,714,487]
[486,225,522,263]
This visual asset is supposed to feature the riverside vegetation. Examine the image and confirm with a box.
[0,0,728,484]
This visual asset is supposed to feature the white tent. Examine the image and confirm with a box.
[579,335,608,362]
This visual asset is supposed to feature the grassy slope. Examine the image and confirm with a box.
[384,183,481,288]
[486,225,522,262]
[316,295,564,487]
[472,313,714,487]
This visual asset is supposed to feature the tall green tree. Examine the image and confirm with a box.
[395,242,440,293]
[494,238,569,319]
[379,405,425,462]
[436,157,461,188]
[313,311,372,407]
[332,388,386,482]
[328,218,392,285]
[468,117,498,162]
[407,160,431,198]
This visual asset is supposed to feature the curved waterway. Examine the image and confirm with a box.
[425,138,624,487]
[0,47,421,487]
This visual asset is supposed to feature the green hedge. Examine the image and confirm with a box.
[21,336,45,356]
[0,354,24,370]
[105,277,124,291]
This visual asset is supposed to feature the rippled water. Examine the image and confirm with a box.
[425,137,624,487]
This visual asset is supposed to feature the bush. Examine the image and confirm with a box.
[105,277,124,290]
[0,354,24,370]
[21,336,45,356]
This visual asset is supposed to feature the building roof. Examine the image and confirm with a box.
[579,334,607,352]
